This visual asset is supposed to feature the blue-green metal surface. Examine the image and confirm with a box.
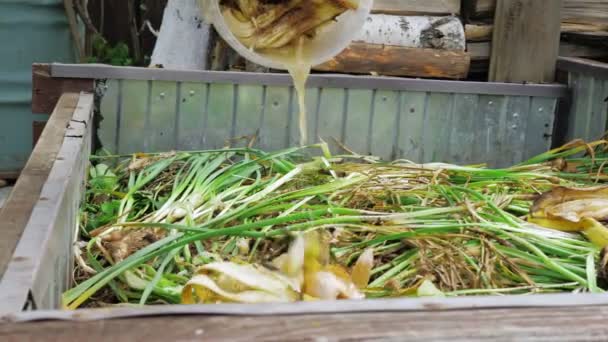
[99,79,558,168]
[565,73,608,142]
[0,0,75,172]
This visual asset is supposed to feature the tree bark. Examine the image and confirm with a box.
[315,43,470,79]
[358,15,466,51]
[150,0,211,70]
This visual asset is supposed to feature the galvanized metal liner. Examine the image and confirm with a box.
[4,93,608,317]
[74,66,565,168]
[557,57,608,142]
[0,1,75,172]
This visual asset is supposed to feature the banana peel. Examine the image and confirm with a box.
[221,0,359,50]
[182,231,369,304]
[528,186,608,248]
[530,186,608,216]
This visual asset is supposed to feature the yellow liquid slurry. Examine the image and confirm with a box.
[218,0,361,146]
[287,37,311,147]
[258,37,312,147]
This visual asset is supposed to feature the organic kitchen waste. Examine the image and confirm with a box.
[65,139,608,309]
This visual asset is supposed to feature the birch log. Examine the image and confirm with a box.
[358,15,466,51]
[315,14,469,79]
[150,0,211,70]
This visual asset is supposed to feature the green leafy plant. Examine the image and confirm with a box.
[86,34,133,66]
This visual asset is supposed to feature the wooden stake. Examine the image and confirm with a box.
[489,0,562,83]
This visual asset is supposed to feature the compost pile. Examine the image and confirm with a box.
[65,139,608,309]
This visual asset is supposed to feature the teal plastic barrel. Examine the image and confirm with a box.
[0,0,75,173]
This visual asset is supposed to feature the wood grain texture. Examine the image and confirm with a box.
[315,43,471,79]
[563,0,608,25]
[465,24,494,41]
[489,0,562,83]
[463,0,496,18]
[468,41,608,61]
[32,64,94,115]
[373,0,461,15]
[0,93,80,280]
[467,22,608,42]
[465,0,608,23]
[32,121,47,147]
[3,306,608,341]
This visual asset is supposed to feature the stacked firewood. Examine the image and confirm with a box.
[213,0,470,79]
[212,0,608,80]
[464,0,608,76]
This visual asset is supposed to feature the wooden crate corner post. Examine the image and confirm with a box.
[489,0,563,83]
[31,63,95,145]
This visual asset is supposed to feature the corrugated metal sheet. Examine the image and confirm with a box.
[0,0,75,172]
[99,79,559,167]
[564,74,608,142]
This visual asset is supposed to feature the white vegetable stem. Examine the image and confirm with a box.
[150,0,211,70]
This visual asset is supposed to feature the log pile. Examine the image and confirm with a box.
[314,2,470,79]
[463,0,608,76]
[211,0,608,80]
[212,1,470,79]
[314,14,469,79]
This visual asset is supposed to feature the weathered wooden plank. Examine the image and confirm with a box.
[489,0,562,83]
[0,94,94,312]
[465,24,493,41]
[32,64,94,115]
[315,43,471,79]
[465,0,608,24]
[563,0,608,25]
[468,41,608,61]
[0,93,79,280]
[467,22,608,42]
[4,306,608,341]
[373,0,461,15]
[32,121,47,147]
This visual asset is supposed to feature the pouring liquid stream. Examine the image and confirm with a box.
[286,38,311,147]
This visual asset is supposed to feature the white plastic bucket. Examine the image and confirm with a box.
[200,0,373,70]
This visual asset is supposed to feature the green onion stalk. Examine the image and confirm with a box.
[66,140,608,309]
